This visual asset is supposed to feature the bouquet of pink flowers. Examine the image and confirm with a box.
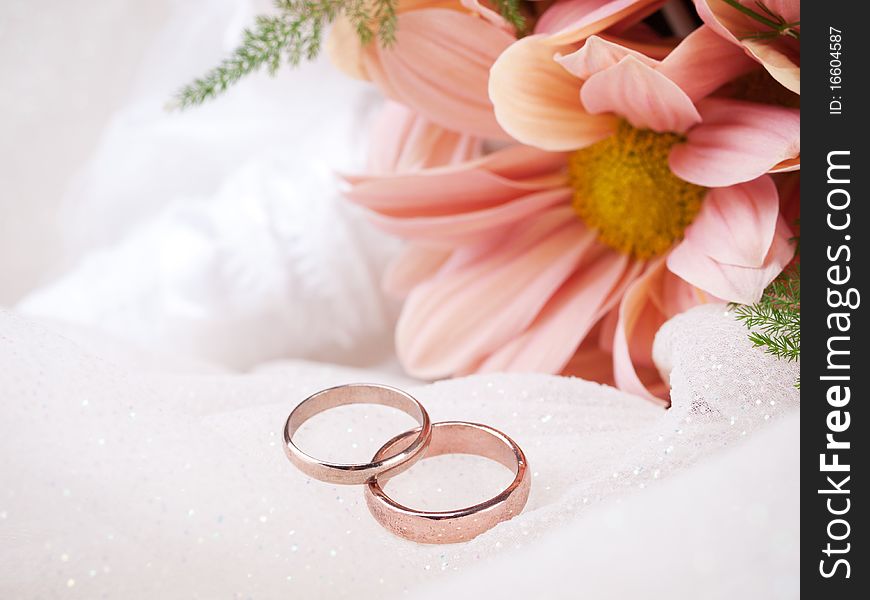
[180,0,800,403]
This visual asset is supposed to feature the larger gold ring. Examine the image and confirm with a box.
[364,421,530,543]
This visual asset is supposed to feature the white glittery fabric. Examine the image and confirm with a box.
[1,1,799,595]
[0,304,799,598]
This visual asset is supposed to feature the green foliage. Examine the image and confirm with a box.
[493,0,526,34]
[173,0,528,108]
[732,264,800,386]
[720,0,800,40]
[173,0,397,108]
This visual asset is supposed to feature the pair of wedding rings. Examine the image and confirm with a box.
[283,383,530,544]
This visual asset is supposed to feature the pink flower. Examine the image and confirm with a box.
[694,0,800,94]
[327,0,517,140]
[345,26,799,403]
[366,100,484,174]
[328,0,663,168]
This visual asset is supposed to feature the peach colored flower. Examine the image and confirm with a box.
[694,0,799,94]
[366,100,484,174]
[532,0,666,45]
[327,0,517,140]
[345,27,798,402]
[489,25,800,173]
[328,0,663,153]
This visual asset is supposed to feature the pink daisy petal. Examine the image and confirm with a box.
[657,25,759,102]
[367,101,482,173]
[743,38,800,95]
[476,248,635,373]
[372,9,515,140]
[612,259,671,403]
[580,55,701,133]
[383,244,452,298]
[667,217,795,305]
[562,337,618,386]
[477,145,572,180]
[366,187,571,244]
[669,97,800,187]
[396,208,596,378]
[694,0,800,45]
[694,0,800,94]
[537,0,664,45]
[345,145,567,217]
[555,35,659,80]
[489,35,617,151]
[460,0,514,32]
[683,177,780,268]
[769,156,801,173]
[347,169,537,216]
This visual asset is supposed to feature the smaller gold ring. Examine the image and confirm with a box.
[283,384,432,485]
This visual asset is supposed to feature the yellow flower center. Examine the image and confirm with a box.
[568,121,707,259]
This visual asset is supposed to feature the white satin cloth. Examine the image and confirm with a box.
[0,305,799,598]
[1,0,799,597]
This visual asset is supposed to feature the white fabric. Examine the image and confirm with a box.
[15,0,398,370]
[0,305,799,598]
[18,158,399,369]
[1,1,799,597]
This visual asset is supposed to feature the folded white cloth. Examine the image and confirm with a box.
[0,304,799,598]
[1,2,800,597]
[17,0,398,371]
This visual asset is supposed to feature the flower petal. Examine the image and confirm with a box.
[683,177,780,268]
[396,207,595,378]
[769,156,800,173]
[368,101,483,173]
[460,0,514,32]
[580,55,701,133]
[366,187,571,243]
[347,169,533,216]
[669,97,800,187]
[612,258,674,403]
[370,9,515,139]
[555,35,659,80]
[657,25,759,102]
[561,334,618,385]
[489,35,617,151]
[326,15,371,80]
[694,0,800,94]
[344,145,566,217]
[667,216,795,304]
[475,248,636,373]
[383,244,452,297]
[743,38,800,95]
[537,0,664,45]
[694,0,800,45]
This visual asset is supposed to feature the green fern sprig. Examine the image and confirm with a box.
[373,0,398,44]
[732,263,800,385]
[173,0,396,108]
[173,0,528,108]
[493,0,526,34]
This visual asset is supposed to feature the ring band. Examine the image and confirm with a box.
[364,421,530,543]
[283,384,432,485]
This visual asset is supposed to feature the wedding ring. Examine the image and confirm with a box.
[284,384,432,485]
[364,421,530,543]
